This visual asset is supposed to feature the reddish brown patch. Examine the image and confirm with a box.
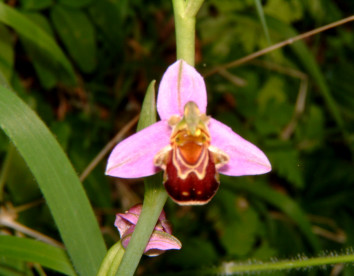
[164,150,219,205]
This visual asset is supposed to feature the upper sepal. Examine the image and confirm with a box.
[157,60,207,120]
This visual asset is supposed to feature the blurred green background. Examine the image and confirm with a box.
[0,0,353,275]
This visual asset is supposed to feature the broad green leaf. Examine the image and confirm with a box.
[264,0,303,23]
[0,236,76,276]
[0,23,14,82]
[19,0,53,11]
[0,85,107,276]
[0,3,76,85]
[51,5,96,73]
[267,142,304,188]
[220,201,259,256]
[58,0,94,8]
[222,177,320,251]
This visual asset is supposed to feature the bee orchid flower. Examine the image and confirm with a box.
[106,60,271,205]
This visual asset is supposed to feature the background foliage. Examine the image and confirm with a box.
[0,0,353,275]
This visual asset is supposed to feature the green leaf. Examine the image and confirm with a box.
[88,0,124,48]
[0,23,14,82]
[222,177,320,251]
[254,0,271,45]
[264,0,303,23]
[267,144,304,188]
[19,0,53,11]
[220,201,259,256]
[137,80,156,131]
[0,236,76,276]
[58,0,94,8]
[50,5,96,73]
[266,16,344,131]
[19,12,58,89]
[295,105,325,151]
[0,85,107,276]
[0,3,76,85]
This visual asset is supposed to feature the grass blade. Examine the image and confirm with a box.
[0,236,76,276]
[254,0,271,45]
[0,85,106,276]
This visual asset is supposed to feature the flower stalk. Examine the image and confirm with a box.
[172,0,204,65]
[115,177,169,276]
[115,83,169,276]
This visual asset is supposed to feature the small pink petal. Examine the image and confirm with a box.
[209,118,271,176]
[157,60,207,120]
[159,219,172,234]
[120,227,182,257]
[144,231,182,257]
[125,204,143,216]
[120,226,135,249]
[115,212,139,229]
[106,121,170,178]
[114,214,133,238]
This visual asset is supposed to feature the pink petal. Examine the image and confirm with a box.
[114,214,133,237]
[209,118,271,176]
[157,60,207,120]
[125,204,143,216]
[144,231,182,256]
[120,227,182,257]
[106,121,170,178]
[115,212,138,228]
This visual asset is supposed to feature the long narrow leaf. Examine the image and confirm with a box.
[0,236,76,276]
[0,85,106,276]
[0,3,76,85]
[254,0,271,45]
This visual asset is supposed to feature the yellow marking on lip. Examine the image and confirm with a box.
[182,191,190,196]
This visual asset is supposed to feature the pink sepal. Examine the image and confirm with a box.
[157,60,207,120]
[209,118,271,176]
[106,121,170,178]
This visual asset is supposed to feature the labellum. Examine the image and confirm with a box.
[154,101,229,205]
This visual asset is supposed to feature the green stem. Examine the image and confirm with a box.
[115,175,168,276]
[114,81,168,276]
[214,252,354,274]
[172,0,204,66]
[113,2,204,274]
[184,0,205,17]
